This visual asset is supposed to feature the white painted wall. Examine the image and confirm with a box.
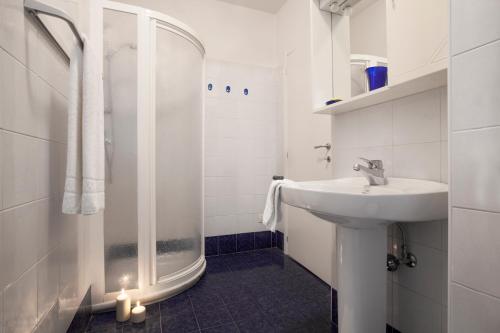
[332,87,448,332]
[117,0,277,67]
[0,0,95,331]
[449,1,500,332]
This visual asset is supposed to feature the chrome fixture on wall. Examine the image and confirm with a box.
[353,157,386,185]
[387,223,418,272]
[319,0,359,15]
[314,143,332,163]
[314,143,332,151]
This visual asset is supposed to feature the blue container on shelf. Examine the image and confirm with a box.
[366,66,388,91]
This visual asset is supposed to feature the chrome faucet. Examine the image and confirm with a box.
[353,157,387,185]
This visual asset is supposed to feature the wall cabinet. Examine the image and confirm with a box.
[318,0,448,114]
[386,0,448,85]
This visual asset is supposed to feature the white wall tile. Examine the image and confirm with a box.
[254,195,266,214]
[0,132,3,210]
[237,195,254,214]
[204,61,280,235]
[393,142,441,181]
[440,87,448,141]
[204,177,216,197]
[1,131,38,208]
[204,197,216,217]
[237,213,265,233]
[37,251,59,321]
[3,266,37,333]
[0,0,38,67]
[357,103,393,147]
[442,251,448,306]
[0,202,39,288]
[333,110,360,149]
[393,89,441,145]
[210,215,238,236]
[1,53,66,142]
[392,284,442,333]
[451,208,500,298]
[215,196,238,216]
[0,290,3,333]
[215,177,237,197]
[393,243,443,304]
[451,127,500,212]
[395,220,444,250]
[450,0,500,55]
[451,40,500,131]
[37,199,60,261]
[440,141,448,184]
[450,283,500,333]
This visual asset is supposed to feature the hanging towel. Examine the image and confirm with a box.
[62,43,83,214]
[262,179,292,232]
[63,35,105,215]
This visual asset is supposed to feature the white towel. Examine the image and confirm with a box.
[262,179,292,232]
[63,35,105,215]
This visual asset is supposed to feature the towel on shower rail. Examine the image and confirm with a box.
[262,179,292,232]
[63,35,105,215]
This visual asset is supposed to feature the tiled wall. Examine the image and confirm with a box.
[0,0,93,332]
[332,87,448,333]
[204,60,282,237]
[449,1,500,332]
[204,230,283,257]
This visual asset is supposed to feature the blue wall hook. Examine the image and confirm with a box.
[207,83,213,91]
[226,85,231,93]
[244,88,249,96]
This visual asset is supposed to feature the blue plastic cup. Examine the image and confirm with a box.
[366,66,388,91]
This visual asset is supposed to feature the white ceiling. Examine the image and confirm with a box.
[217,0,287,14]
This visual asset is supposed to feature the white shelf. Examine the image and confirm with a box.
[314,69,447,115]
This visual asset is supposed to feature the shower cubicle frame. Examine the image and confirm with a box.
[90,0,206,310]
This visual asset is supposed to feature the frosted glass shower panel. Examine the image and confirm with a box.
[155,25,203,279]
[103,9,139,293]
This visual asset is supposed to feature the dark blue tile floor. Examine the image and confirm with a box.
[84,248,336,333]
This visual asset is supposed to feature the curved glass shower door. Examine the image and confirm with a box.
[155,23,204,280]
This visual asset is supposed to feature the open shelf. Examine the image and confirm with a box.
[314,68,447,115]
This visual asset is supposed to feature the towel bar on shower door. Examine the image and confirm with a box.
[24,0,84,62]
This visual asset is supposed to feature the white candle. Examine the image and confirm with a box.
[131,301,146,324]
[116,289,131,322]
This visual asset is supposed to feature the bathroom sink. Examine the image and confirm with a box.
[280,177,448,333]
[281,177,448,227]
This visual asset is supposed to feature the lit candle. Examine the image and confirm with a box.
[116,289,131,322]
[131,301,146,324]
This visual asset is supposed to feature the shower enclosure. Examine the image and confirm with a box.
[92,1,205,308]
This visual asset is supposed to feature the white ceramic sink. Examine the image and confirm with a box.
[280,177,448,333]
[281,177,448,227]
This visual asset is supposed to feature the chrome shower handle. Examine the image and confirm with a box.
[313,143,332,151]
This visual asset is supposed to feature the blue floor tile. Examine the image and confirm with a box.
[193,305,233,329]
[161,308,199,332]
[200,322,238,333]
[85,249,338,333]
